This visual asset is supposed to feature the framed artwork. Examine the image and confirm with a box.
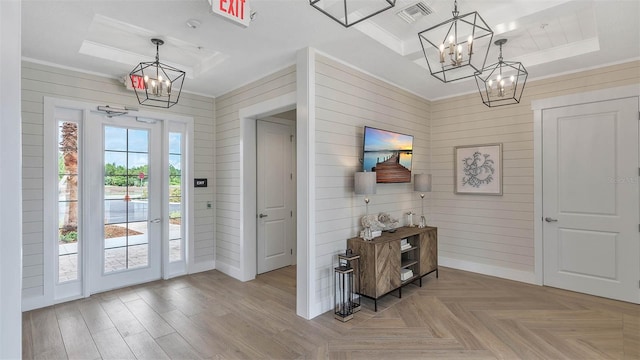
[454,143,502,195]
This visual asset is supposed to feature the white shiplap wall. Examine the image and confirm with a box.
[214,66,296,270]
[21,61,215,302]
[430,60,640,281]
[313,55,431,311]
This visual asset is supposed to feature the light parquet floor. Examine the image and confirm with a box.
[23,266,640,359]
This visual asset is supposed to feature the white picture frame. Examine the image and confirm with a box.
[454,143,503,195]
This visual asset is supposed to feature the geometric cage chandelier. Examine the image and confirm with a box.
[129,38,186,108]
[475,39,528,107]
[418,0,493,83]
[309,0,396,28]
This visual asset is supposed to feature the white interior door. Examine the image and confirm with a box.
[542,97,640,303]
[257,120,295,274]
[86,114,162,293]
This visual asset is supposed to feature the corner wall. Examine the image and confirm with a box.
[313,54,431,313]
[0,0,23,357]
[21,61,215,308]
[430,60,640,282]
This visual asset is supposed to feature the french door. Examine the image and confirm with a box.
[85,114,162,293]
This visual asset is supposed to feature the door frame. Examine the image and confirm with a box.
[42,97,194,307]
[236,94,296,282]
[235,90,315,319]
[532,84,640,286]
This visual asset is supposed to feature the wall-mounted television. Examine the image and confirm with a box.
[362,126,413,183]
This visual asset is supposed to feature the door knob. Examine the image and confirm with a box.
[149,218,161,223]
[544,217,558,222]
[259,214,268,218]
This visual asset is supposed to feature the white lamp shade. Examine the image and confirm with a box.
[414,174,432,192]
[354,172,377,195]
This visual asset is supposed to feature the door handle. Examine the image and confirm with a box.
[544,217,558,223]
[259,213,268,218]
[149,218,161,223]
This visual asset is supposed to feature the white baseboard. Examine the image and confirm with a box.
[311,297,331,320]
[214,261,244,280]
[439,256,537,285]
[189,260,216,274]
[22,294,49,312]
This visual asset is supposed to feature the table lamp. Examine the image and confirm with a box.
[355,171,377,239]
[414,174,432,228]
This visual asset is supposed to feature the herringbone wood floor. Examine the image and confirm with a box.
[23,266,639,359]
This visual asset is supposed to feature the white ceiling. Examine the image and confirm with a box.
[21,0,640,100]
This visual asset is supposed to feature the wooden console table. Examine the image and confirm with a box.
[347,226,437,311]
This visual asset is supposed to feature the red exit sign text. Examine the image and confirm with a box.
[219,0,246,19]
[130,75,146,90]
[209,0,250,28]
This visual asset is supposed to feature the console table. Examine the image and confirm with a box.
[347,226,437,311]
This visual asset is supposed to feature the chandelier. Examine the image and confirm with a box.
[129,38,185,108]
[475,39,528,107]
[418,0,493,83]
[309,0,396,28]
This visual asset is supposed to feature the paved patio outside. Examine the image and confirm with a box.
[58,223,182,282]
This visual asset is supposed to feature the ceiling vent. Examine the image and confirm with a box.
[396,2,433,24]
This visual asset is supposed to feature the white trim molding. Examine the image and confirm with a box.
[439,257,537,285]
[296,47,318,319]
[189,260,216,274]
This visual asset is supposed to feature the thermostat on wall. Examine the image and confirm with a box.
[194,178,208,187]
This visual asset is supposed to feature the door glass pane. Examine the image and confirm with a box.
[104,126,150,273]
[58,121,79,283]
[104,126,127,151]
[169,132,183,262]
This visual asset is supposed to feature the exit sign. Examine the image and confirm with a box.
[130,75,145,90]
[124,75,145,91]
[209,0,250,28]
